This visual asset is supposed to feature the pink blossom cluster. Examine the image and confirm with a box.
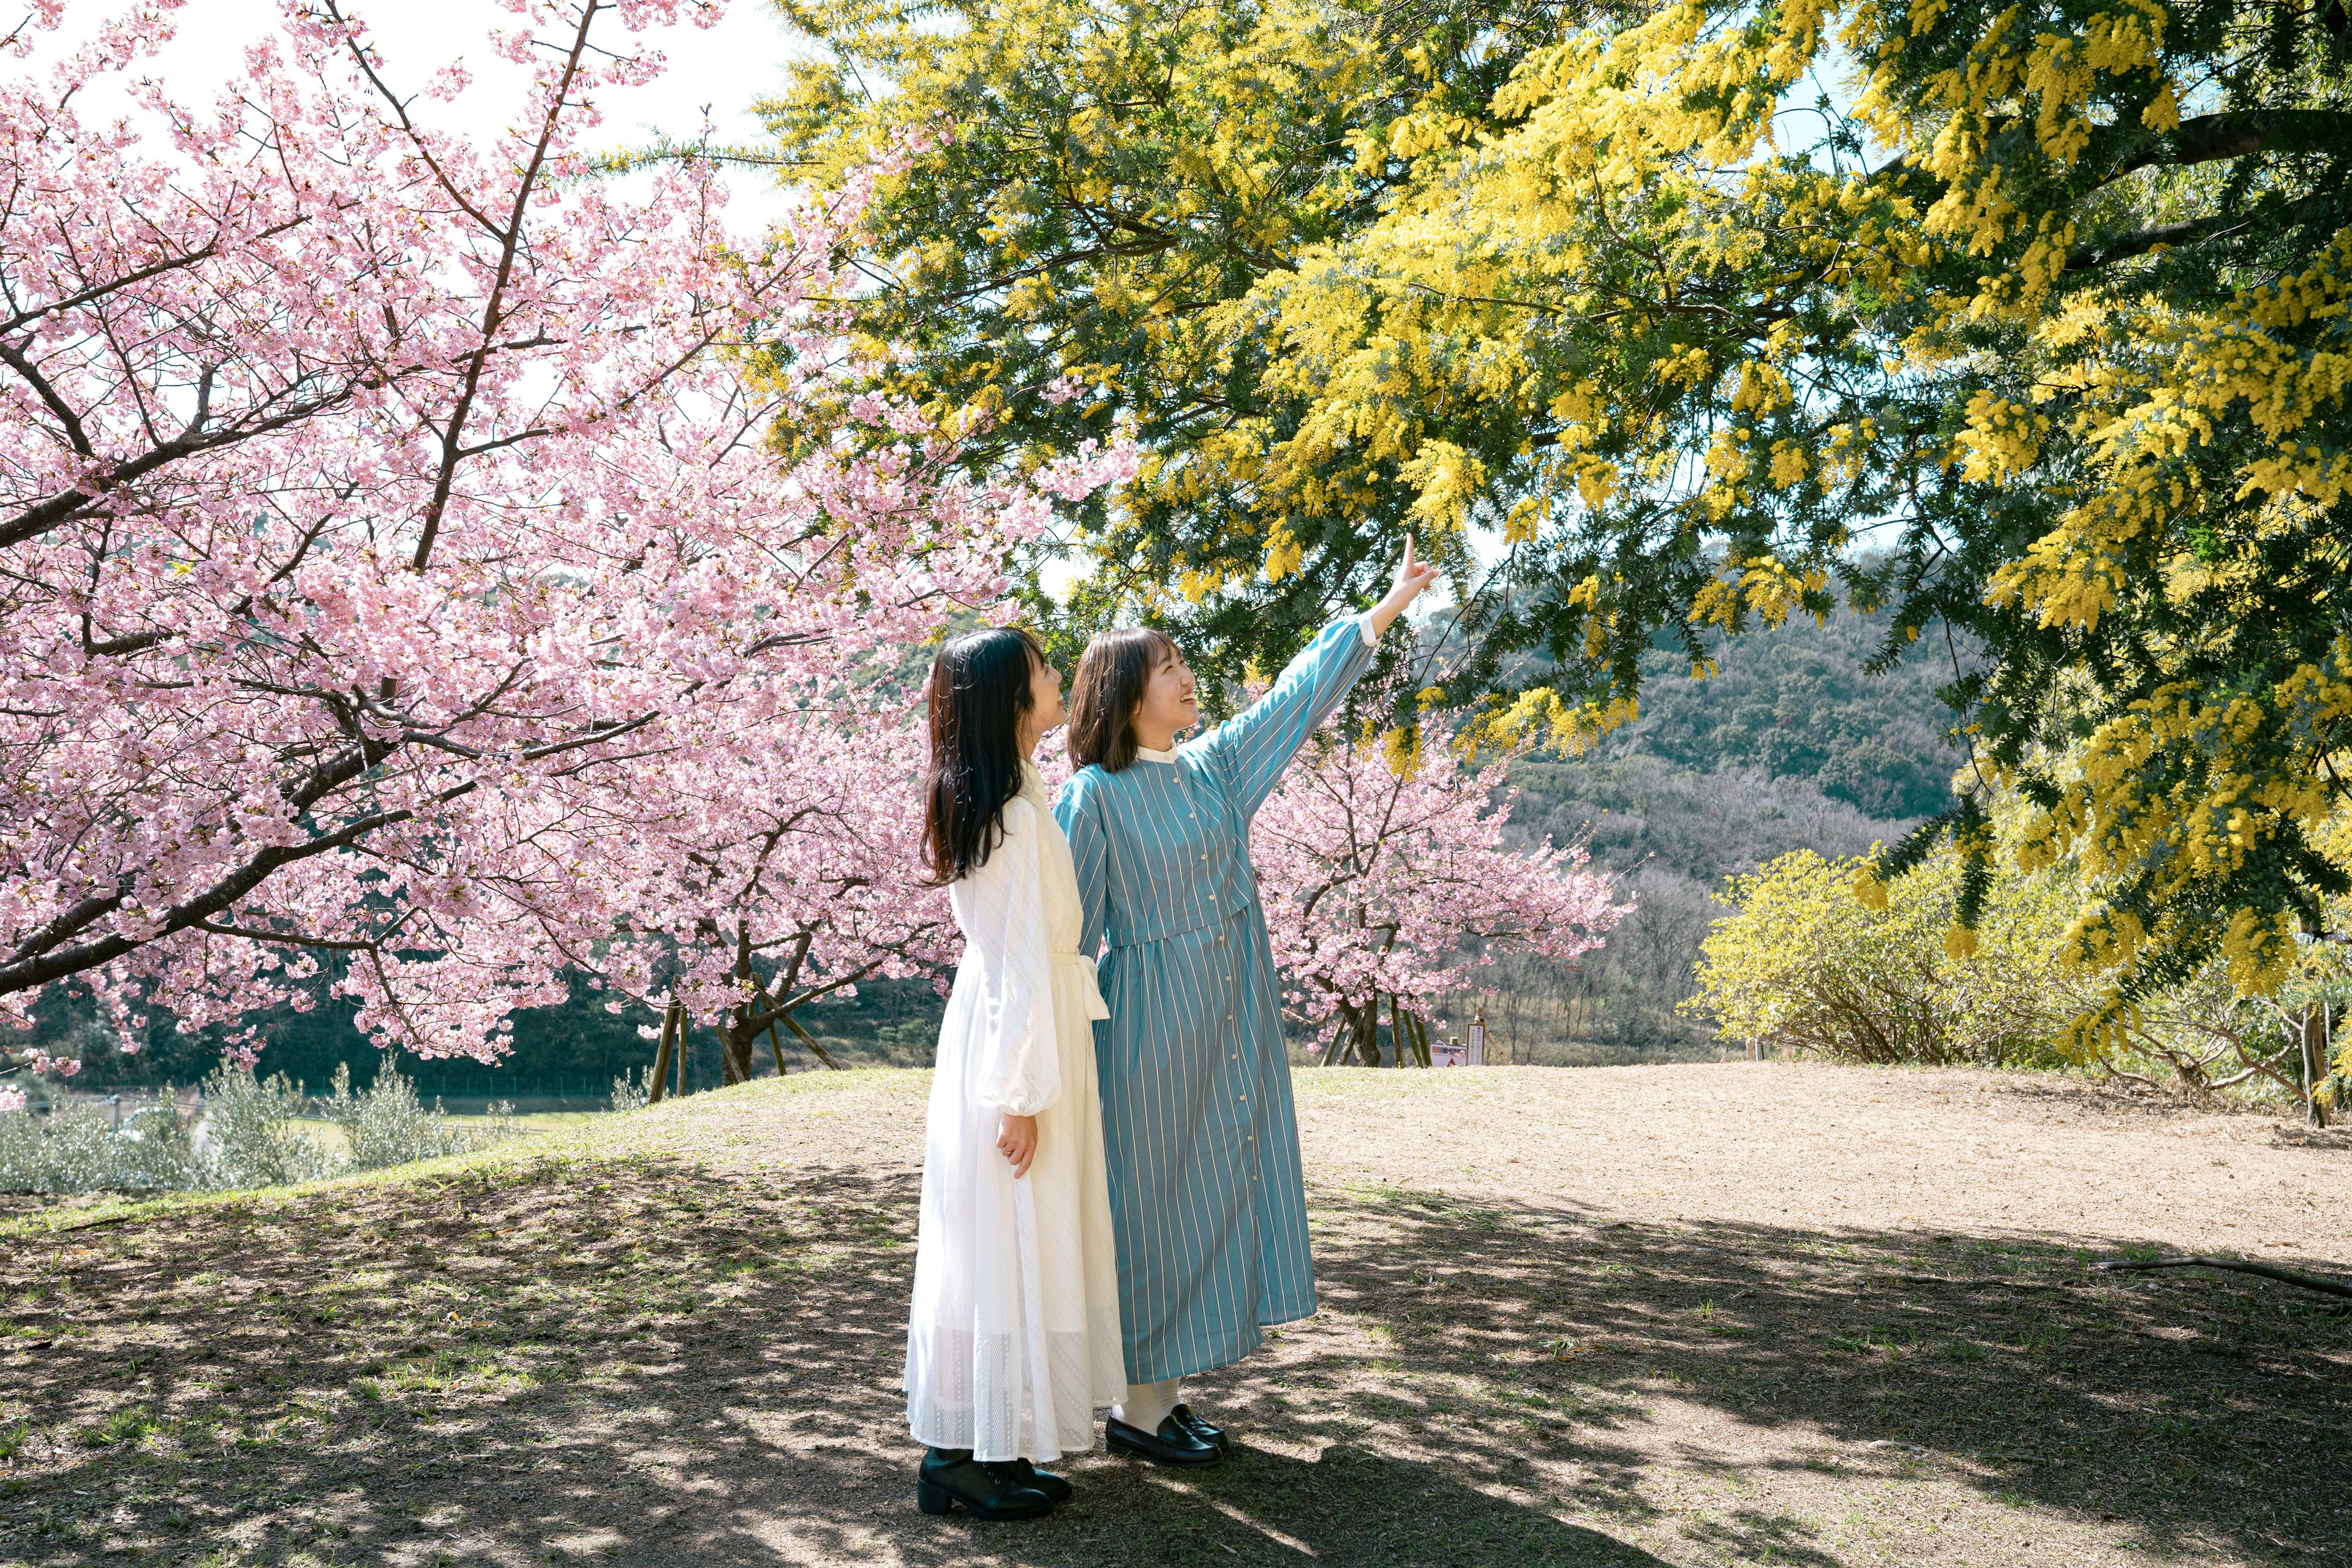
[0,1085,26,1114]
[1250,717,1630,1039]
[0,2,1118,1067]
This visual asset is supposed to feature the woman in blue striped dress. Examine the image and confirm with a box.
[1055,541,1438,1464]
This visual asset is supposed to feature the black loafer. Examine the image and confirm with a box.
[1171,1403,1227,1452]
[916,1447,1057,1519]
[1009,1457,1072,1503]
[1106,1413,1222,1466]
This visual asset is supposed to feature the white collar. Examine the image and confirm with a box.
[1134,743,1179,764]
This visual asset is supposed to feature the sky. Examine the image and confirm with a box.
[23,0,812,230]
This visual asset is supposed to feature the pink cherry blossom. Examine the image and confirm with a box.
[1251,712,1630,1065]
[0,1,1098,1069]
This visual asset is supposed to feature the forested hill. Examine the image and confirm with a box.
[1599,612,1965,821]
[1463,608,1968,1064]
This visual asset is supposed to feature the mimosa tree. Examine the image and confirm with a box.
[770,0,2352,1040]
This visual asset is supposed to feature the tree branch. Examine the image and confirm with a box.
[2095,109,2352,188]
[2094,1255,2352,1299]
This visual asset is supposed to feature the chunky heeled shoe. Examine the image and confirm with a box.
[916,1447,1057,1520]
[1009,1457,1072,1503]
[1170,1403,1228,1453]
[1106,1413,1223,1467]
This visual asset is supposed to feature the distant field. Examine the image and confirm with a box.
[0,1064,2341,1566]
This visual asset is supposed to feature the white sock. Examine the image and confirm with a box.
[1113,1376,1180,1432]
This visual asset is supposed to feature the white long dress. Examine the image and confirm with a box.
[905,764,1126,1461]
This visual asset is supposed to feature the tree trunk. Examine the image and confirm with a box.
[2302,1005,2332,1129]
[718,1017,758,1087]
[1326,998,1382,1066]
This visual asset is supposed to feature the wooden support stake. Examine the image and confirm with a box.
[781,1012,843,1071]
[767,1020,790,1078]
[673,1005,687,1100]
[647,1003,678,1106]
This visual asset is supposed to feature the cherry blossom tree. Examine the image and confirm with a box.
[1252,718,1629,1066]
[0,0,1061,1072]
[568,443,1134,1091]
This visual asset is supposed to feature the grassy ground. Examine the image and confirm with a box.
[0,1065,2342,1567]
[284,1113,606,1162]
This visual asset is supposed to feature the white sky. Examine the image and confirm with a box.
[24,0,810,230]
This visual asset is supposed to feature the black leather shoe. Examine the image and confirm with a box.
[916,1447,1056,1519]
[1171,1403,1227,1452]
[1106,1414,1222,1466]
[1009,1457,1072,1503]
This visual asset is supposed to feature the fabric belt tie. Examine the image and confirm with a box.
[1050,951,1112,1020]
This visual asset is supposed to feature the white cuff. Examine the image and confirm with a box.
[1355,611,1379,648]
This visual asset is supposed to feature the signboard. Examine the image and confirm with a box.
[1466,1015,1487,1066]
[1431,1042,1469,1068]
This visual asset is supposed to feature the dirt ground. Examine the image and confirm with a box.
[0,1061,2343,1567]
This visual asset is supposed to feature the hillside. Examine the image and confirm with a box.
[1447,609,1959,1063]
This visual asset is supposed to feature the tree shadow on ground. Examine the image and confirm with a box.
[0,1149,2341,1564]
[1270,1182,2345,1563]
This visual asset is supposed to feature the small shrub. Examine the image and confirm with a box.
[193,1065,331,1189]
[321,1062,517,1172]
[1,1061,526,1198]
[0,1090,197,1194]
[609,1068,649,1113]
[1686,847,2079,1066]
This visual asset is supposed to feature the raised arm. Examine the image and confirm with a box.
[1202,537,1439,815]
[956,797,1061,1117]
[1200,615,1381,817]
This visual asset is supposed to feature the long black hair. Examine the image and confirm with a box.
[922,627,1044,883]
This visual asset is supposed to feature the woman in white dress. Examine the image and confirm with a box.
[905,627,1126,1520]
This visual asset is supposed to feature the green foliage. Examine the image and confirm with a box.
[1688,831,2319,1103]
[190,1066,333,1190]
[0,1066,519,1195]
[1608,612,1966,820]
[609,1068,651,1113]
[0,1090,194,1194]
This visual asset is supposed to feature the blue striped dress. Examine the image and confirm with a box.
[1055,614,1377,1382]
